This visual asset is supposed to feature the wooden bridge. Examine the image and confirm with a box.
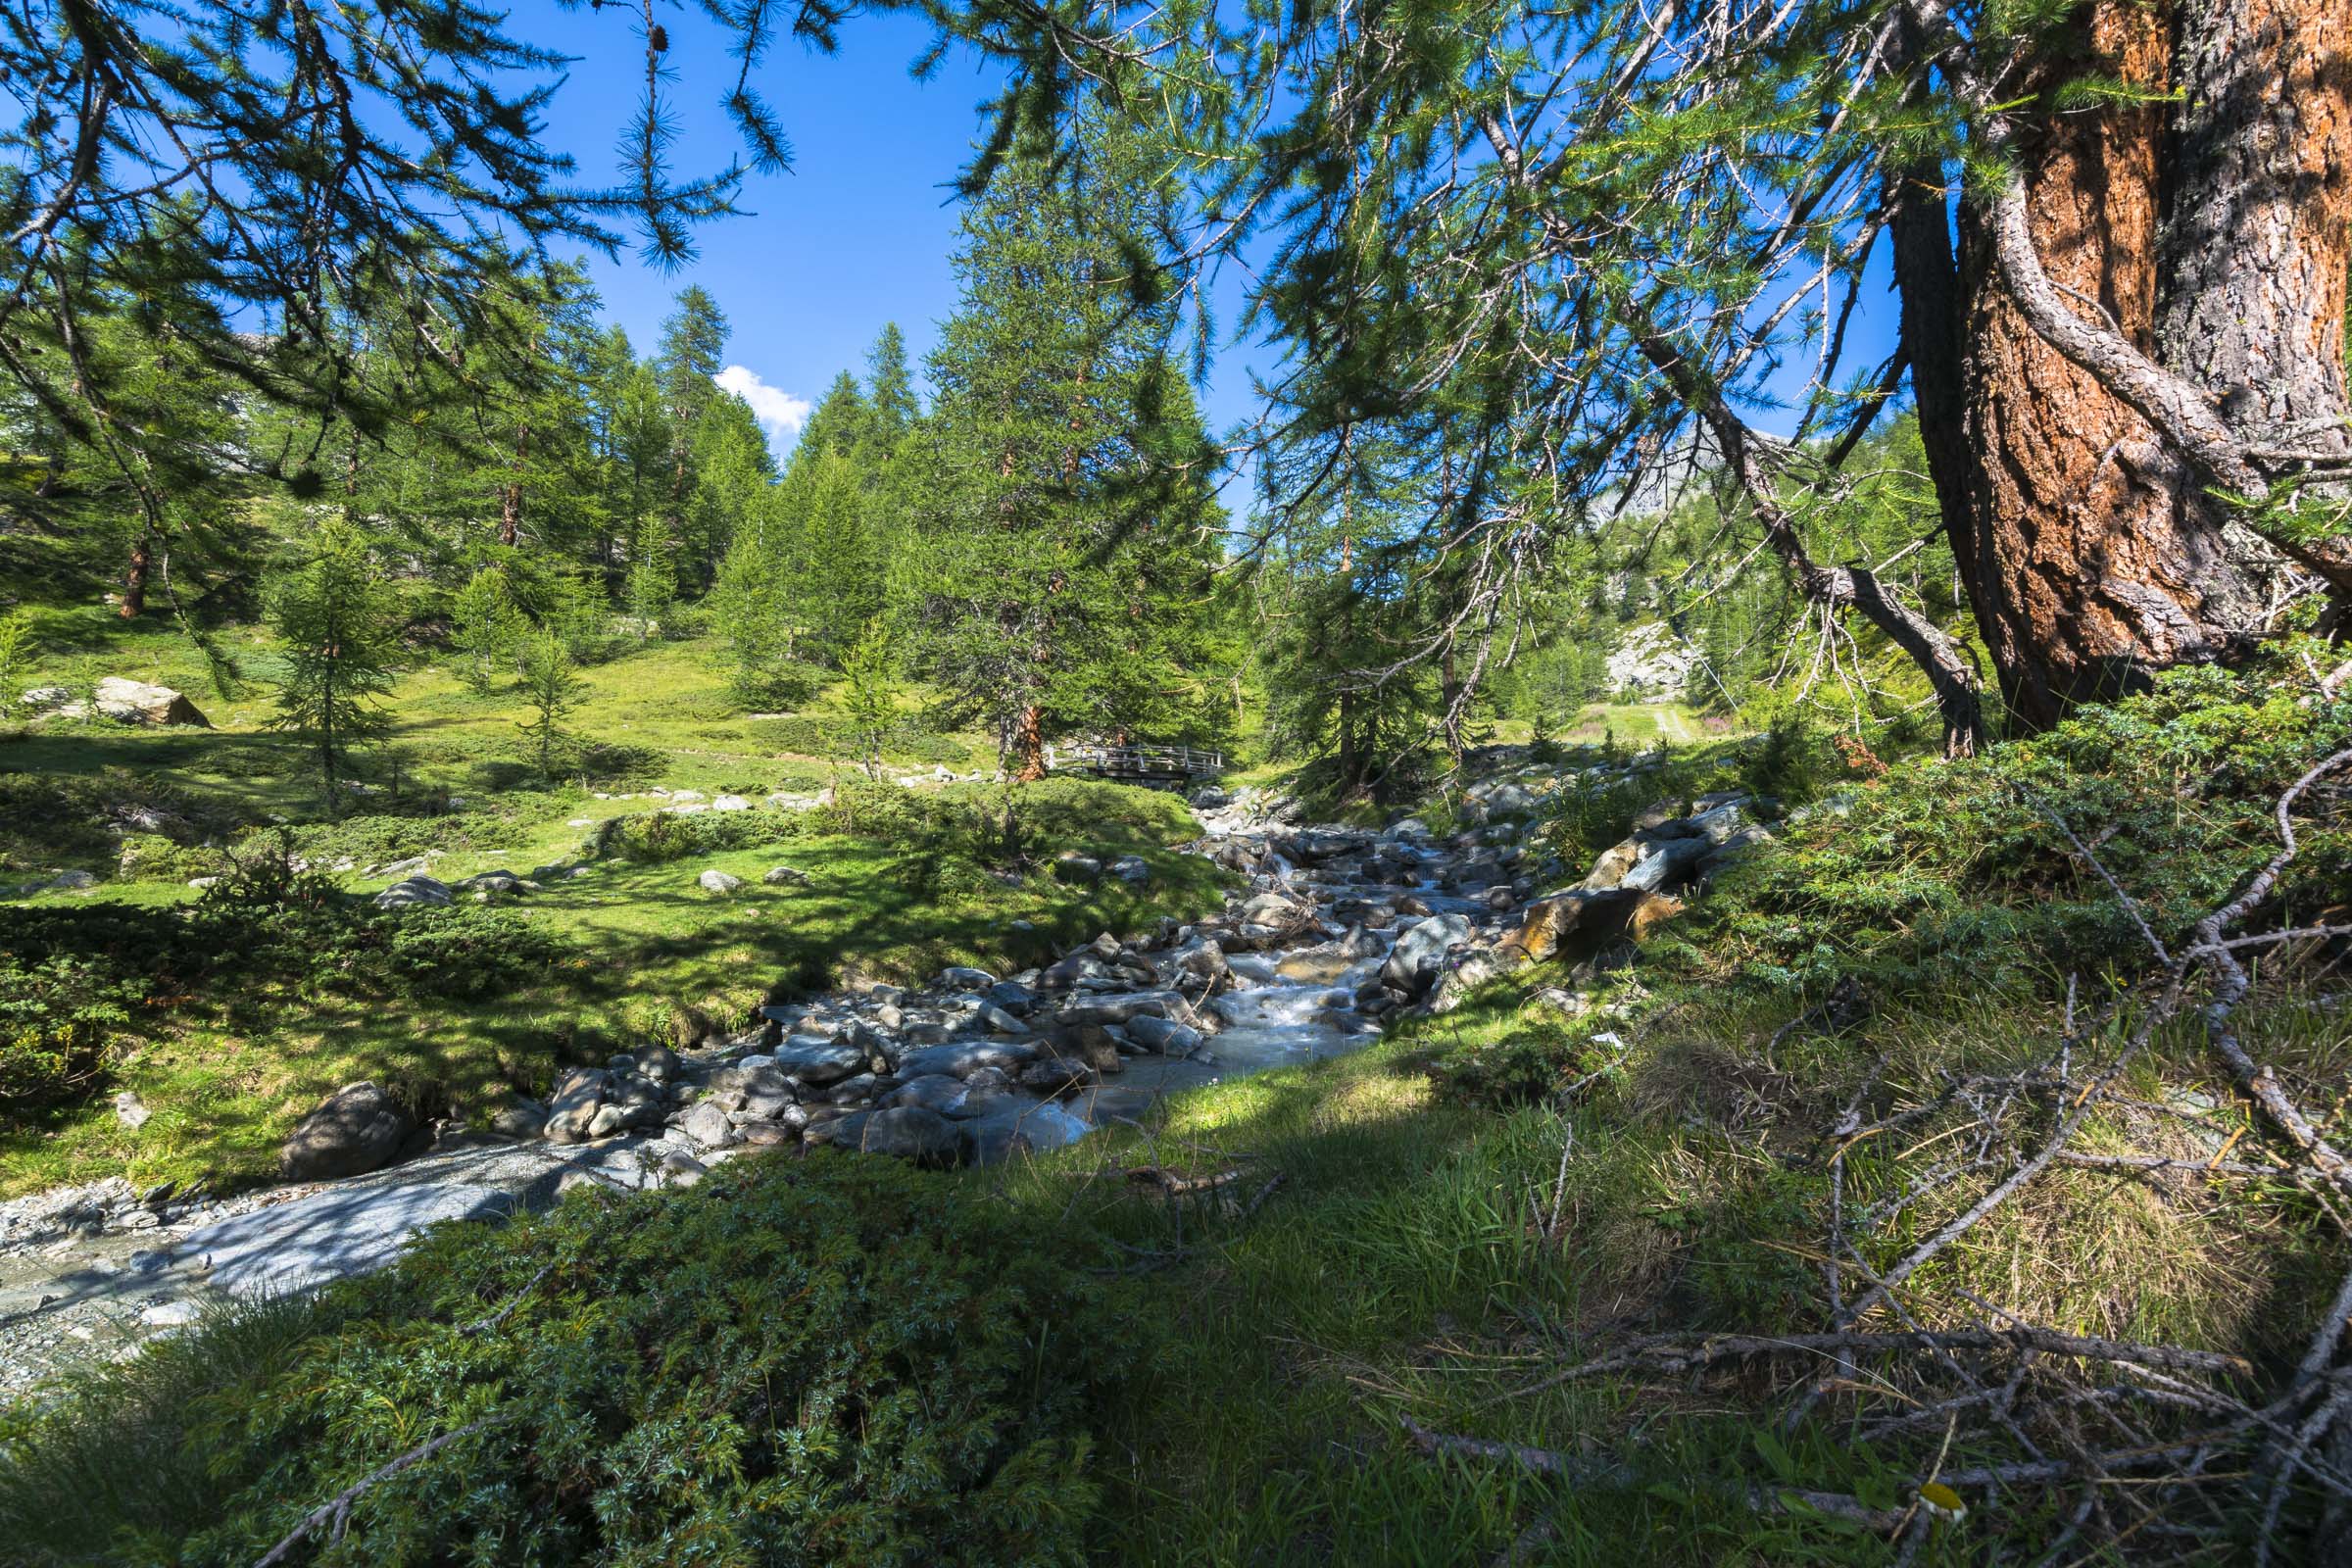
[1045,741,1226,787]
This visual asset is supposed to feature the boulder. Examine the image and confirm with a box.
[1054,989,1183,1026]
[762,864,808,885]
[1053,851,1103,885]
[280,1081,414,1180]
[1106,855,1152,885]
[113,1090,151,1131]
[938,965,999,991]
[711,794,752,811]
[46,869,98,892]
[94,676,211,727]
[491,1098,550,1140]
[680,1101,737,1149]
[819,1105,962,1166]
[1124,1014,1205,1057]
[698,868,744,895]
[896,1039,1039,1079]
[770,1036,871,1085]
[1620,834,1712,893]
[884,1074,973,1116]
[1503,887,1685,963]
[373,875,452,908]
[1380,913,1474,995]
[543,1068,609,1144]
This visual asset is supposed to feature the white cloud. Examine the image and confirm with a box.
[713,365,812,451]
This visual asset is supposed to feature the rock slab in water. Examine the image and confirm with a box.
[280,1081,413,1180]
[1381,914,1473,995]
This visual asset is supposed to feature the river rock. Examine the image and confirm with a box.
[884,1074,972,1116]
[543,1067,609,1144]
[1106,855,1152,884]
[491,1098,550,1140]
[280,1081,413,1180]
[1381,913,1473,995]
[94,676,211,727]
[897,1039,1038,1079]
[1124,1014,1204,1057]
[680,1101,737,1148]
[819,1106,961,1165]
[770,1036,871,1085]
[698,868,743,895]
[1620,834,1711,893]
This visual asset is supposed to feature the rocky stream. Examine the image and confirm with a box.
[0,759,1776,1397]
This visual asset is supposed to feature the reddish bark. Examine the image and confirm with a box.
[1011,704,1046,781]
[119,534,148,618]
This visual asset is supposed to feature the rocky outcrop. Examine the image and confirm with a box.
[1604,621,1701,702]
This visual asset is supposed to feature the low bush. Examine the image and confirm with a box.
[745,712,967,765]
[0,850,576,1123]
[593,806,805,863]
[0,1156,1145,1567]
[1683,662,2352,996]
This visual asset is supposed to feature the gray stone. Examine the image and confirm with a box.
[1124,1014,1204,1057]
[770,1037,870,1085]
[1106,855,1152,884]
[712,794,752,811]
[817,1106,962,1165]
[762,864,808,885]
[698,868,744,895]
[938,965,998,990]
[681,1101,737,1148]
[113,1091,150,1131]
[1380,914,1474,995]
[491,1098,549,1140]
[1053,851,1102,884]
[140,1299,201,1327]
[373,875,452,908]
[280,1081,413,1180]
[1054,989,1182,1026]
[94,676,211,727]
[543,1067,609,1144]
[586,1103,628,1140]
[897,1039,1039,1079]
[884,1074,972,1115]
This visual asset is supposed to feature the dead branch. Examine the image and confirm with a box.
[253,1415,504,1567]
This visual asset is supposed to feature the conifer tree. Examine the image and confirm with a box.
[268,523,397,812]
[898,117,1226,779]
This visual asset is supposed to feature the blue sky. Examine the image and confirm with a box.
[517,5,1896,474]
[527,7,1134,454]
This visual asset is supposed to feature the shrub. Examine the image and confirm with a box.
[0,1157,1146,1566]
[1686,661,2352,996]
[593,807,805,864]
[381,906,576,1001]
[115,834,227,883]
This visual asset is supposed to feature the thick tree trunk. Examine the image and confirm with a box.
[119,535,148,618]
[1937,0,2352,729]
[1011,704,1046,781]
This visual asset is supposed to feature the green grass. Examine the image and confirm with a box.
[0,622,1224,1197]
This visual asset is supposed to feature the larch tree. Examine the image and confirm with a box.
[882,0,2351,751]
[898,117,1227,779]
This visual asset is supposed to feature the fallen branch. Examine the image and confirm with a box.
[254,1414,504,1567]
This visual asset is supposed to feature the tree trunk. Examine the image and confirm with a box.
[119,535,148,618]
[1935,0,2352,730]
[500,419,529,547]
[1011,704,1046,781]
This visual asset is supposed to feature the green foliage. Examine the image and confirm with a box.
[0,611,32,703]
[622,512,675,638]
[1,1157,1143,1566]
[0,843,573,1123]
[594,807,803,864]
[267,523,398,810]
[514,632,584,782]
[839,617,900,778]
[450,565,524,694]
[1690,662,2352,996]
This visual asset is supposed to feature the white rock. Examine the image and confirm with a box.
[698,869,743,895]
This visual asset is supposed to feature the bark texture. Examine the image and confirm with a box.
[119,534,148,618]
[1933,0,2352,729]
[1956,1,2253,727]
